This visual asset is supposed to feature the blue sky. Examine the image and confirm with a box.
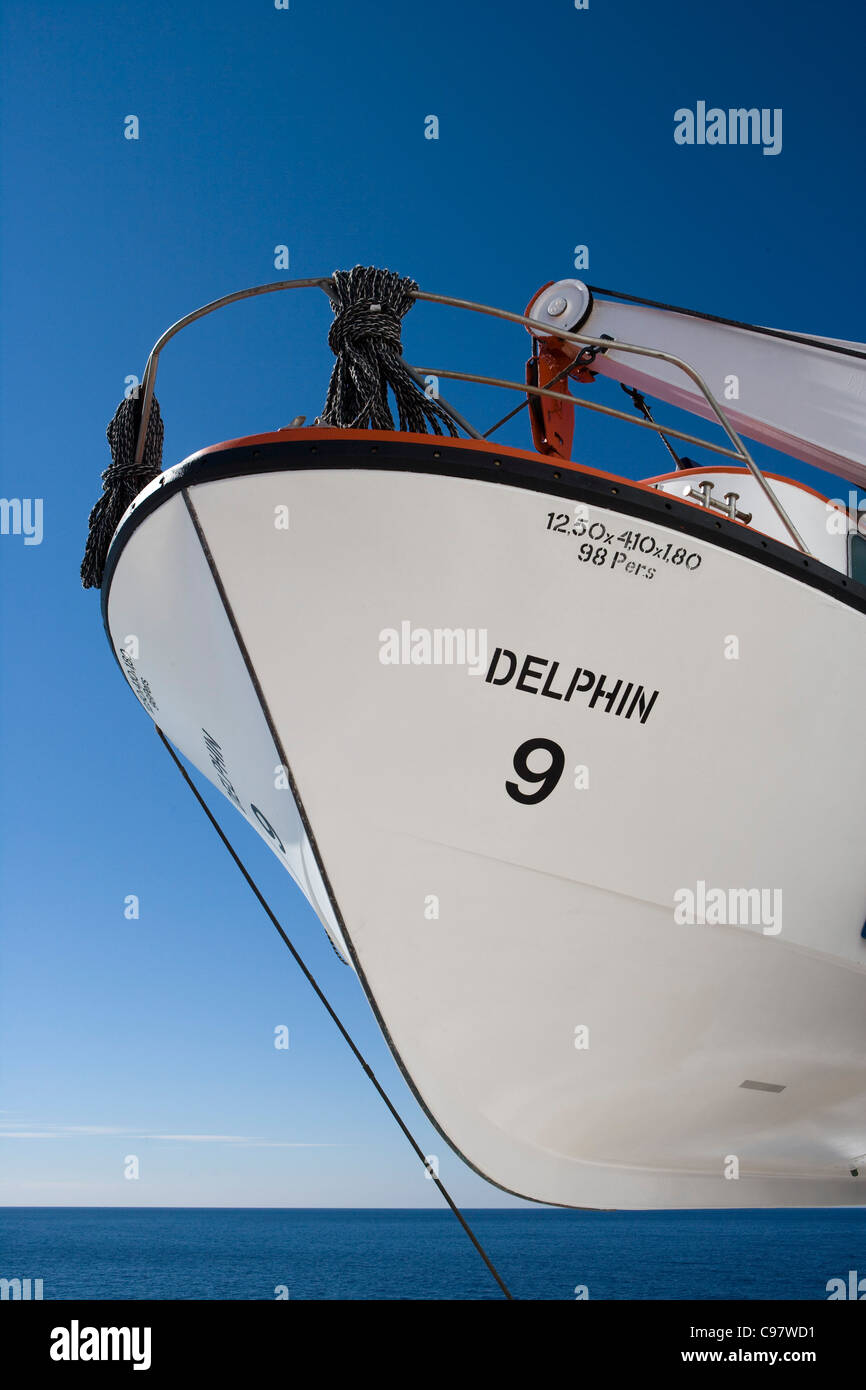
[1,0,864,1206]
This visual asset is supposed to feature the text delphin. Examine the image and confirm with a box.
[485,646,660,724]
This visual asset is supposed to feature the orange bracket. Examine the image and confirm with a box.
[524,282,598,460]
[526,341,578,459]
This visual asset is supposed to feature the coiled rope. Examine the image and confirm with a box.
[82,266,461,589]
[81,391,163,589]
[319,266,457,435]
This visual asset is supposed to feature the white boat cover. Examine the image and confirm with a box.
[533,287,866,489]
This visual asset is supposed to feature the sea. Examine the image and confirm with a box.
[0,1207,863,1300]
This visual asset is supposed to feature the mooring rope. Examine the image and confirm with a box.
[319,266,458,435]
[81,391,164,589]
[82,266,461,588]
[156,727,514,1300]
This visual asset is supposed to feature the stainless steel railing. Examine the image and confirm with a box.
[131,276,809,554]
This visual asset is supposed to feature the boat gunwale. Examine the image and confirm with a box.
[100,431,866,638]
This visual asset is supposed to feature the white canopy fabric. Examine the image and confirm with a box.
[558,294,866,489]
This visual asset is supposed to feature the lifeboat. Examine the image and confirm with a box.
[85,267,866,1208]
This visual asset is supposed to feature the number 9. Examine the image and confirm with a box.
[505,738,565,805]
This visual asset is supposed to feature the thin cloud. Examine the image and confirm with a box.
[0,1121,341,1147]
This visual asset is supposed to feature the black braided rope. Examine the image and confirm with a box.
[319,266,457,435]
[81,392,164,589]
[82,267,450,589]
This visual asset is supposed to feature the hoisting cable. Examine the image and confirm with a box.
[156,726,515,1301]
[619,383,698,471]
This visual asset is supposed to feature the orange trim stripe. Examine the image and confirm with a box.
[179,429,848,533]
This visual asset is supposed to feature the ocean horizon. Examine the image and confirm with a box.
[1,1206,862,1300]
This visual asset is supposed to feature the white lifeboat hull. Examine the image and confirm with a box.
[103,430,866,1209]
